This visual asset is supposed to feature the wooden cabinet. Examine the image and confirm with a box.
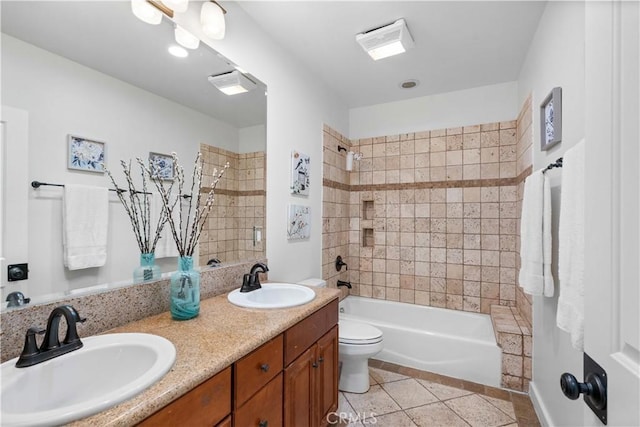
[139,366,231,427]
[284,327,338,427]
[139,298,338,427]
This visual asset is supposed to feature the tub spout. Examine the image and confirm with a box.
[337,280,352,289]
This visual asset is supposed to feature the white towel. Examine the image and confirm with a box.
[152,193,179,259]
[519,170,555,297]
[556,140,586,351]
[63,184,108,270]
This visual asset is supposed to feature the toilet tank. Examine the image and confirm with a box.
[297,278,327,288]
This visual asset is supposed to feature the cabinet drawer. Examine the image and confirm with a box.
[235,334,283,407]
[139,366,231,427]
[235,373,283,427]
[284,299,338,366]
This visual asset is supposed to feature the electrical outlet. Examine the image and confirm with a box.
[8,263,28,281]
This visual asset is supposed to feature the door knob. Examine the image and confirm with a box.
[560,372,606,409]
[559,353,608,424]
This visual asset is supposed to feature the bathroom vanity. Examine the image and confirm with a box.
[64,287,340,426]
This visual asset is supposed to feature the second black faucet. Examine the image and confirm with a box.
[240,262,269,293]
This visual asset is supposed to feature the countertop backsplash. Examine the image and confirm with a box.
[0,258,267,363]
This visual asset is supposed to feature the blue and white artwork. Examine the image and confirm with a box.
[544,99,555,144]
[290,150,310,196]
[68,135,105,173]
[287,204,311,240]
[149,152,175,180]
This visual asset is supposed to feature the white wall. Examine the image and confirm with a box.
[1,34,239,300]
[238,124,266,154]
[516,2,586,425]
[174,3,349,283]
[348,81,518,139]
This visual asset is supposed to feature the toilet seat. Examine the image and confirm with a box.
[339,320,383,345]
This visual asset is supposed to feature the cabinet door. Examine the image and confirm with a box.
[283,346,316,427]
[316,326,339,425]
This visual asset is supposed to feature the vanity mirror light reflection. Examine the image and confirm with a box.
[0,1,267,309]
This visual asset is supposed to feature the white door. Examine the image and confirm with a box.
[584,1,640,426]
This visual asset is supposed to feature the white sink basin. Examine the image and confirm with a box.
[1,333,176,426]
[227,283,316,309]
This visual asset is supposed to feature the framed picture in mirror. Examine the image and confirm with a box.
[149,152,175,181]
[67,134,106,173]
[540,87,562,151]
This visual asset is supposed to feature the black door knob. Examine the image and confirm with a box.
[560,372,607,410]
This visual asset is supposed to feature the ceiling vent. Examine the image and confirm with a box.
[356,18,415,61]
[208,70,257,95]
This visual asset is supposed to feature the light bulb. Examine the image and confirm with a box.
[201,1,225,40]
[168,45,188,58]
[162,0,189,13]
[131,0,162,25]
[175,25,199,50]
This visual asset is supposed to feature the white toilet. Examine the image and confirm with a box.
[298,278,384,394]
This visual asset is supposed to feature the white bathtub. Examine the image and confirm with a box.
[339,296,501,387]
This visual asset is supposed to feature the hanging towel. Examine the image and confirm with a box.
[63,184,109,270]
[556,140,586,351]
[152,193,179,259]
[519,170,555,297]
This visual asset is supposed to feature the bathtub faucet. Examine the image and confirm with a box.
[337,280,352,289]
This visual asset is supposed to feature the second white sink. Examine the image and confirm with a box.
[227,283,316,309]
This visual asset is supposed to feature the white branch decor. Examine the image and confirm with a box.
[105,160,169,253]
[140,152,229,257]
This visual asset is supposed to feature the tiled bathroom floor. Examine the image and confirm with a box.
[334,361,540,427]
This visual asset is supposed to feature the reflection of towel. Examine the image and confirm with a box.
[519,170,555,296]
[152,193,178,259]
[63,185,108,270]
[557,140,586,351]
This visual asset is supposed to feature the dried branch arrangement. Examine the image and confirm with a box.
[106,160,169,253]
[141,152,228,257]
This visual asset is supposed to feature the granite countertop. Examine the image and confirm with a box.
[70,286,340,426]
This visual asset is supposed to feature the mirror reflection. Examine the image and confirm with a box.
[1,1,266,309]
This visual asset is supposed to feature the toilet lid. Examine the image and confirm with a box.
[339,320,383,345]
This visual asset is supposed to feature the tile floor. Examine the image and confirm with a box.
[333,361,540,427]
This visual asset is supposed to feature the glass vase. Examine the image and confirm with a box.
[133,252,161,283]
[170,256,200,320]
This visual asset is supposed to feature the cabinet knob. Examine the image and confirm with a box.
[260,363,269,372]
[312,362,318,368]
[318,356,324,363]
[259,420,268,427]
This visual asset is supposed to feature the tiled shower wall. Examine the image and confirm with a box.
[344,122,522,314]
[198,144,266,266]
[322,126,351,298]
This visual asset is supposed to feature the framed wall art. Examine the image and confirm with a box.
[540,87,562,151]
[149,152,175,180]
[290,150,310,196]
[287,204,310,240]
[67,134,106,173]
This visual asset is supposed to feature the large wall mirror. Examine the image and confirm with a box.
[0,1,267,309]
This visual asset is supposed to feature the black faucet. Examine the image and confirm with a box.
[6,291,30,307]
[16,305,86,368]
[240,262,269,293]
[337,280,352,289]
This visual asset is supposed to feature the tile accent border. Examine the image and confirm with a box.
[368,359,540,426]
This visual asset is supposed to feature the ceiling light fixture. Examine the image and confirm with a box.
[356,18,415,61]
[208,71,256,95]
[400,79,419,89]
[174,25,199,49]
[168,45,188,58]
[162,0,188,13]
[201,1,226,40]
[131,0,162,25]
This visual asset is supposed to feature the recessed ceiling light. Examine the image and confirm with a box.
[400,79,419,89]
[168,45,188,58]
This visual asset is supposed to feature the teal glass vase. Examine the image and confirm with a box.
[170,256,200,320]
[133,253,161,283]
